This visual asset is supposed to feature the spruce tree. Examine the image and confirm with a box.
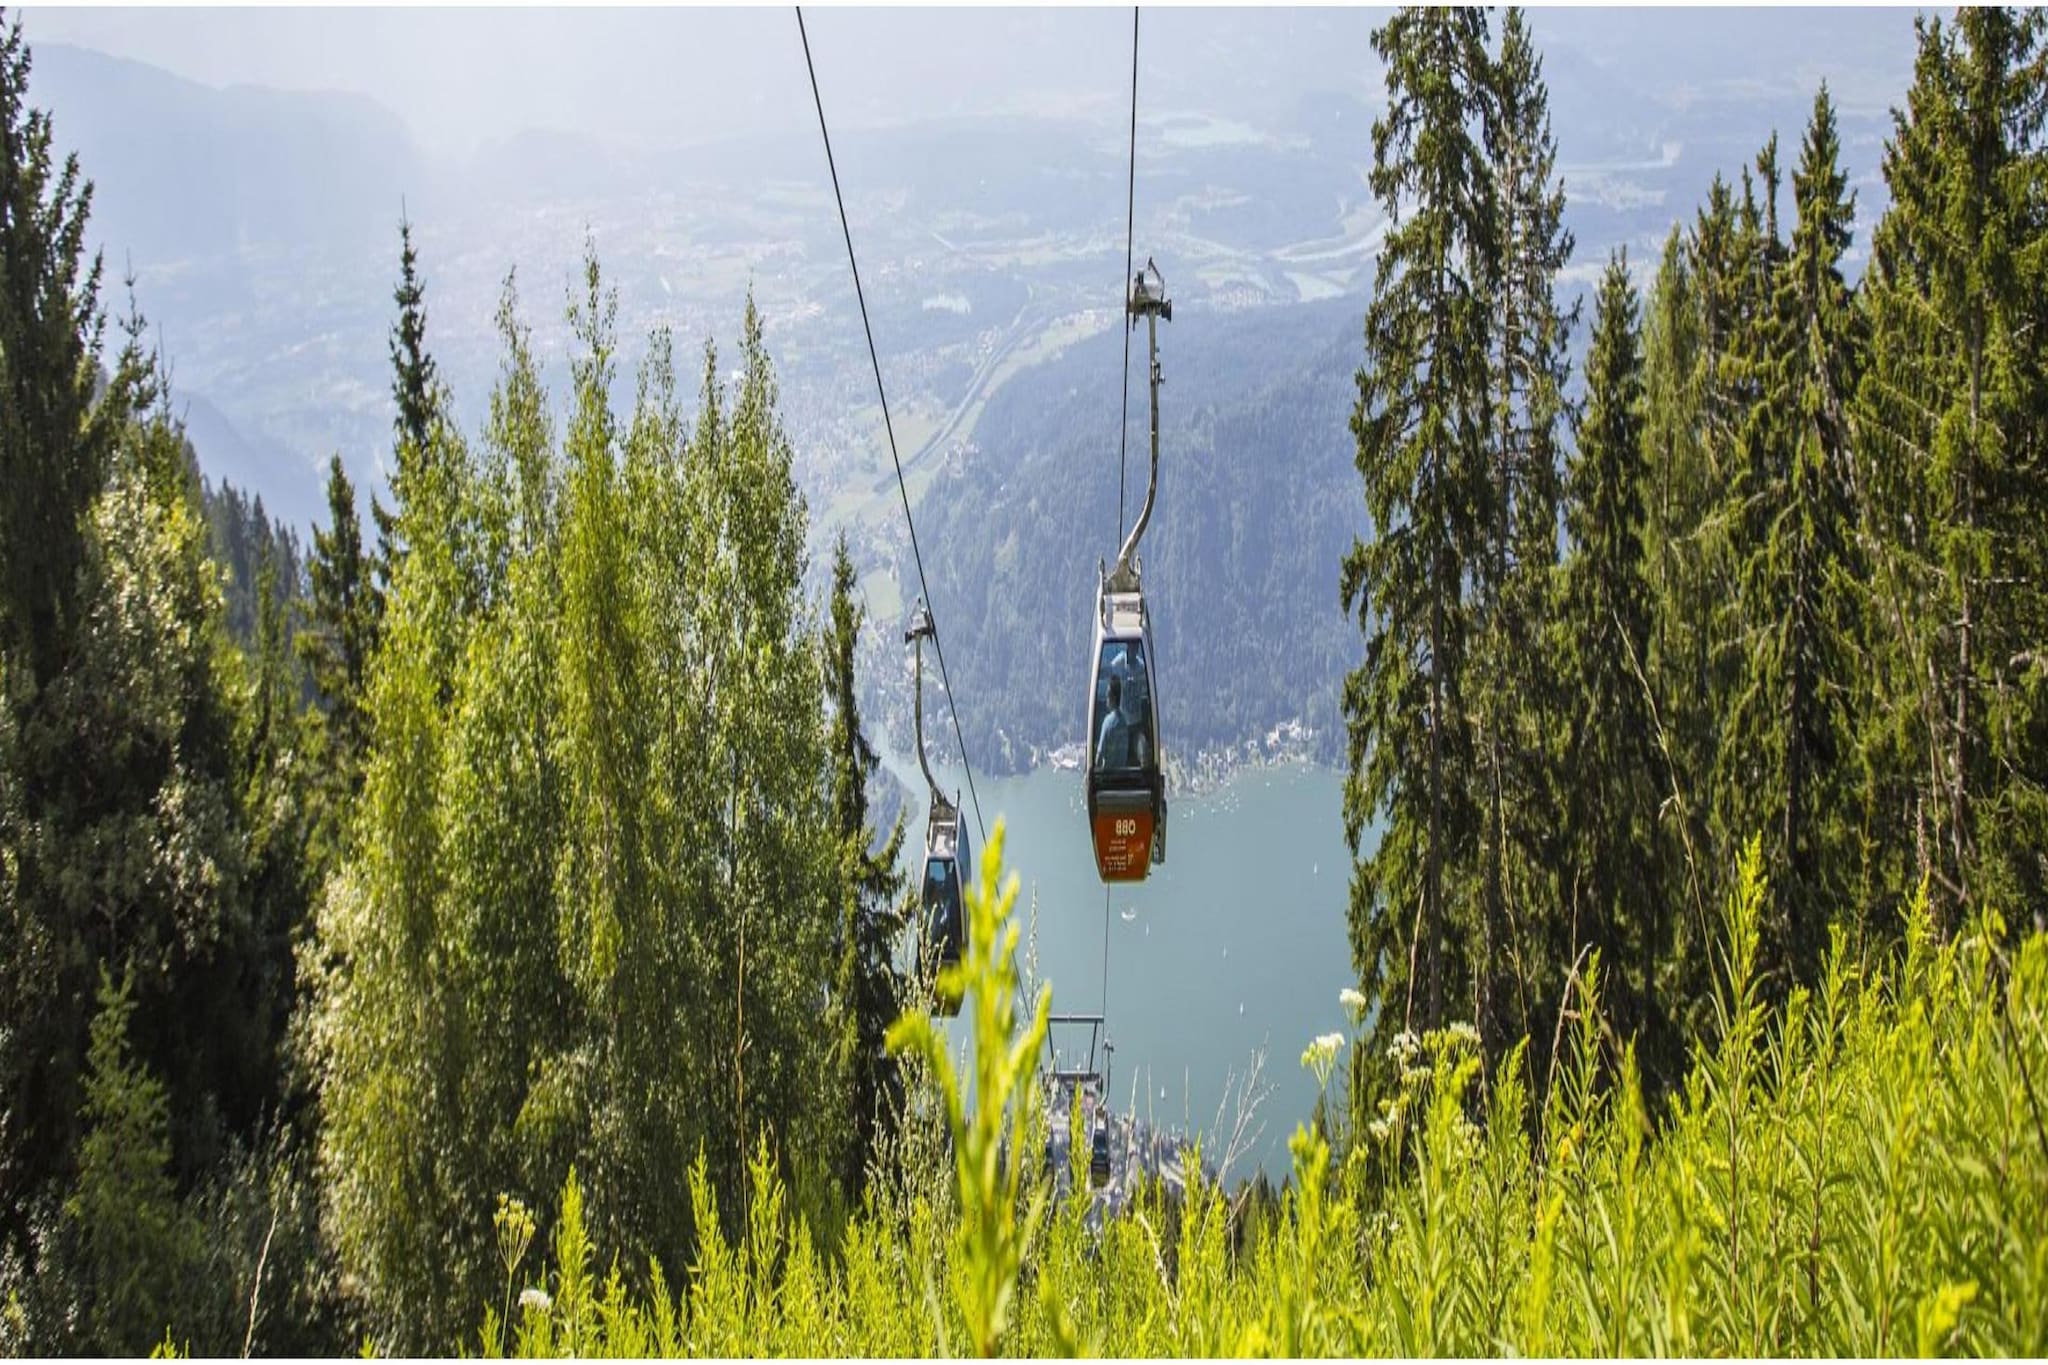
[0,17,104,1243]
[61,969,201,1355]
[1721,94,1864,994]
[308,233,476,1351]
[1857,9,2048,930]
[1690,175,1746,462]
[1485,8,1575,577]
[0,13,119,691]
[1640,231,1701,718]
[824,534,907,1203]
[235,548,315,1127]
[1558,251,1674,1085]
[1639,227,1720,944]
[1474,5,1575,1064]
[299,455,377,823]
[2,26,259,1282]
[1656,177,1759,940]
[371,214,440,607]
[1343,5,1494,1065]
[1700,154,1780,885]
[389,215,437,464]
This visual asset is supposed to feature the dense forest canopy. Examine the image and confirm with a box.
[1338,5,2047,1117]
[0,5,2044,1357]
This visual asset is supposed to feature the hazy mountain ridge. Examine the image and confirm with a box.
[29,43,425,264]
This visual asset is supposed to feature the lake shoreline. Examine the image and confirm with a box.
[1026,717,1333,800]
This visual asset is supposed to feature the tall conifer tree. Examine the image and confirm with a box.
[2,20,256,1278]
[1474,6,1575,1062]
[1343,6,1494,1065]
[1720,93,1864,993]
[1640,227,1720,948]
[1559,251,1674,1083]
[372,215,440,608]
[0,14,117,691]
[299,455,376,825]
[1857,9,2048,929]
[823,534,906,1201]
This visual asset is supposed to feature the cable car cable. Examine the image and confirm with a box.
[797,6,986,845]
[1102,886,1112,1017]
[1115,6,1139,545]
[1103,7,1138,1036]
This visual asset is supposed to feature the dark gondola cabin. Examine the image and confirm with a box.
[919,799,968,1017]
[1083,258,1171,884]
[903,600,969,1016]
[1086,588,1164,881]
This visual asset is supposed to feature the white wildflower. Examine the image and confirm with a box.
[1445,1020,1480,1049]
[1387,1029,1421,1064]
[1300,1031,1345,1089]
[1339,986,1368,1018]
[519,1287,552,1314]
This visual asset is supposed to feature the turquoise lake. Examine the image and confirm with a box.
[879,743,1366,1180]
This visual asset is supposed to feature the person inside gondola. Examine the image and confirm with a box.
[923,858,960,963]
[1124,673,1152,772]
[1119,643,1148,710]
[1096,675,1136,772]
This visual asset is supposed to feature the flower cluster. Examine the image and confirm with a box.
[1301,1030,1345,1092]
[494,1194,535,1283]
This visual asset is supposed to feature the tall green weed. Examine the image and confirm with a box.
[478,834,2048,1357]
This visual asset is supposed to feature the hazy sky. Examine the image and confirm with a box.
[18,7,1924,163]
[17,8,1207,158]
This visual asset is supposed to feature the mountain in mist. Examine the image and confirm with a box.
[28,42,428,265]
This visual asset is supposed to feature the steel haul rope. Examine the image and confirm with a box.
[1104,5,1141,1027]
[1115,6,1140,545]
[797,6,986,843]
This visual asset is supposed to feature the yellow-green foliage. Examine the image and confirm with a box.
[885,819,1053,1356]
[481,835,2048,1357]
